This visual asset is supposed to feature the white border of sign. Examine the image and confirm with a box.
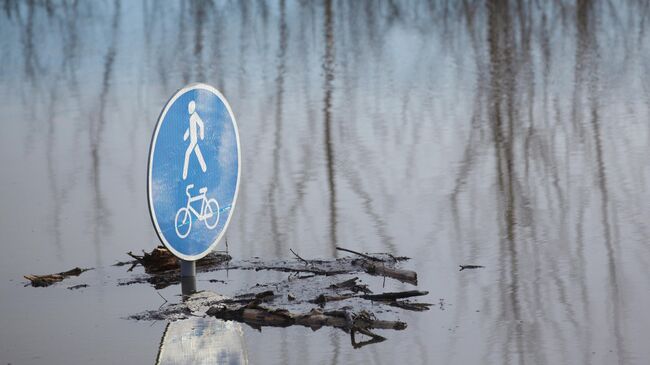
[147,83,241,261]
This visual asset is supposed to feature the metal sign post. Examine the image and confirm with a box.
[147,83,241,291]
[180,260,196,277]
[180,260,197,296]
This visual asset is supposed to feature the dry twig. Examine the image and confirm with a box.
[336,246,383,262]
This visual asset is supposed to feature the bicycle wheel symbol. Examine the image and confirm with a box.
[204,198,220,229]
[175,207,192,238]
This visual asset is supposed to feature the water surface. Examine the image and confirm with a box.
[1,1,649,364]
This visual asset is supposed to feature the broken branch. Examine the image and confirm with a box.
[359,261,418,285]
[24,267,92,287]
[336,246,383,262]
[361,290,428,301]
[459,265,485,271]
[206,304,407,333]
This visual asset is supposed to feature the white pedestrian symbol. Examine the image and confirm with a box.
[182,100,207,180]
[175,184,220,238]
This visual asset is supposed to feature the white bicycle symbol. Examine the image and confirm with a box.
[175,184,220,238]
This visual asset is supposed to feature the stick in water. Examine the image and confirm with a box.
[459,265,485,271]
[290,248,311,266]
[336,246,383,262]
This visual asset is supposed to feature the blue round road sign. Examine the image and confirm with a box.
[148,84,241,261]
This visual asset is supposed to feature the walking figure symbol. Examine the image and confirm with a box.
[183,100,207,180]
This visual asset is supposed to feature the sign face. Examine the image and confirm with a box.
[148,83,240,261]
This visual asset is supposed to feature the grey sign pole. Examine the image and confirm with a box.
[180,260,196,296]
[180,260,196,277]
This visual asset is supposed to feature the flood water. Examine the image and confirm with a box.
[1,0,650,364]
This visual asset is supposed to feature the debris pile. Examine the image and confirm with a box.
[127,246,431,347]
[25,245,438,348]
